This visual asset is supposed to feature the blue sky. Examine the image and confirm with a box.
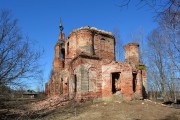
[0,0,157,90]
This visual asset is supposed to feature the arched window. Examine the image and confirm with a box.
[60,48,65,60]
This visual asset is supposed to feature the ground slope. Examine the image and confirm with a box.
[0,97,179,120]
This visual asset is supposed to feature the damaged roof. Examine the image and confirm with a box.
[69,26,114,38]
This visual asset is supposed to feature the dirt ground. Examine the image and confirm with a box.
[0,97,179,120]
[42,99,180,120]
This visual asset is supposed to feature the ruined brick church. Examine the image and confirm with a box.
[45,22,147,101]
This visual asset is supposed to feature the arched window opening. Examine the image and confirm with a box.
[60,48,65,60]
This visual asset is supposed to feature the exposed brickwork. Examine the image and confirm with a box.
[45,26,148,101]
[124,43,139,64]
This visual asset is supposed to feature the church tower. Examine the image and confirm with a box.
[53,18,65,73]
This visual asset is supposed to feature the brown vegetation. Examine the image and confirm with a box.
[0,97,179,120]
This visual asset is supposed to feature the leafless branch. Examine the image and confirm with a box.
[0,9,42,88]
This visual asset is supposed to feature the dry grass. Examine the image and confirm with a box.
[0,97,179,120]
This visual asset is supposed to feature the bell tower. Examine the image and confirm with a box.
[53,18,65,73]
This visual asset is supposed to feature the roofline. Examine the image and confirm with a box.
[68,26,115,39]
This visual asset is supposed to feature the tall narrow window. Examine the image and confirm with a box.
[61,48,65,68]
[67,42,69,55]
[60,48,65,60]
[74,75,77,93]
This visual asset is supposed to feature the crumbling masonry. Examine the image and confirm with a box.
[45,24,147,101]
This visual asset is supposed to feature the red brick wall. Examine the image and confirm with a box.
[69,57,102,100]
[94,34,115,60]
[65,28,115,65]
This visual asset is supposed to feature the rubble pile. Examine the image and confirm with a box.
[30,96,69,112]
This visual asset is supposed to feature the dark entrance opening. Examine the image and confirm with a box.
[61,48,65,68]
[112,72,120,94]
[74,75,77,93]
[132,72,137,92]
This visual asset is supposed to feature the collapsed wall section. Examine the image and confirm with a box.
[101,60,145,100]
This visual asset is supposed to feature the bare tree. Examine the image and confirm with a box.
[0,10,42,88]
[116,0,180,16]
[147,27,180,101]
[158,9,180,102]
[147,29,168,100]
[130,27,146,64]
[36,70,45,92]
[159,9,180,69]
[113,28,124,61]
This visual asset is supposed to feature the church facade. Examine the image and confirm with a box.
[45,24,147,101]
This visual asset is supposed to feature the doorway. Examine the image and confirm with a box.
[132,73,137,92]
[112,72,120,94]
